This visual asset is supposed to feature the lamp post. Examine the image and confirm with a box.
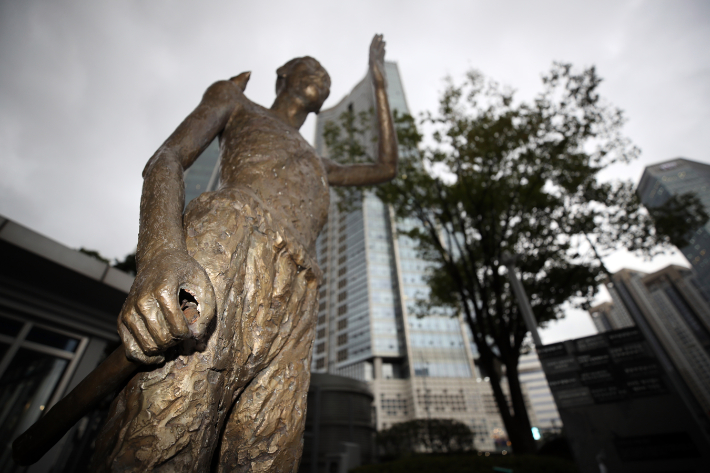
[502,252,542,347]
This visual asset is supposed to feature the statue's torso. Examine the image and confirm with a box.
[217,98,330,250]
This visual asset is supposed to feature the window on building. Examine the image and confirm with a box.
[338,255,347,265]
[337,334,348,346]
[337,349,348,362]
[380,396,408,416]
[338,267,347,277]
[0,315,88,470]
[338,319,348,330]
[316,343,325,354]
[317,329,326,339]
[338,291,347,302]
[338,305,348,316]
[316,358,325,369]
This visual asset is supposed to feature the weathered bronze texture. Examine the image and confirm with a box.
[15,35,397,472]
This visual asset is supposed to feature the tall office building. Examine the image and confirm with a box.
[589,265,710,417]
[518,351,562,434]
[313,63,517,451]
[588,298,635,333]
[638,158,710,299]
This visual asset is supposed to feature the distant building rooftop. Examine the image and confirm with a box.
[0,214,134,293]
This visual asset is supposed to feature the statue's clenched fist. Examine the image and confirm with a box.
[118,249,216,364]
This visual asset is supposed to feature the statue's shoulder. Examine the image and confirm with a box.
[202,80,251,110]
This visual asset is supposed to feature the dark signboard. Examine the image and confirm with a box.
[539,327,710,473]
[613,432,700,462]
[539,328,667,408]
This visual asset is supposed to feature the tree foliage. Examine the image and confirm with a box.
[79,247,110,264]
[113,252,137,275]
[79,248,137,275]
[323,63,705,454]
[645,192,708,250]
[376,419,474,459]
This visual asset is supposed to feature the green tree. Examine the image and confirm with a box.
[79,247,110,264]
[323,63,705,454]
[376,419,474,459]
[79,248,138,276]
[113,251,137,276]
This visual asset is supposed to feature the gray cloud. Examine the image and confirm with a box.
[1,0,708,336]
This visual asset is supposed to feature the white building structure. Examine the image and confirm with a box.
[590,265,710,419]
[518,350,562,434]
[312,62,523,451]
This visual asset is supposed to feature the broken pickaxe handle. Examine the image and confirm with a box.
[12,345,138,466]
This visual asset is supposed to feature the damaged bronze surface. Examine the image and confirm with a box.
[14,34,397,472]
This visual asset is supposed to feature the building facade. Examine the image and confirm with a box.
[589,296,635,333]
[312,63,517,451]
[638,158,710,299]
[589,265,710,418]
[300,373,375,473]
[518,350,562,434]
[0,215,132,472]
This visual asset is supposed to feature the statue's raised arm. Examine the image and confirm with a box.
[322,34,399,186]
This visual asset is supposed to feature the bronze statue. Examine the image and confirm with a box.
[84,35,397,472]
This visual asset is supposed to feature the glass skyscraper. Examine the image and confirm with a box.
[590,265,710,419]
[314,63,514,450]
[638,158,710,299]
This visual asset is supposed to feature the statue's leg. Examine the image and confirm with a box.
[90,192,254,472]
[215,284,317,473]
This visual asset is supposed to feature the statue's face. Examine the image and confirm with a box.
[277,60,330,113]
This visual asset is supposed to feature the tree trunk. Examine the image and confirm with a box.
[477,348,537,454]
[504,358,537,453]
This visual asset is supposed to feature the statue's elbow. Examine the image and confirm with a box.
[142,148,182,178]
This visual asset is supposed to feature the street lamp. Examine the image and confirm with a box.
[501,252,543,347]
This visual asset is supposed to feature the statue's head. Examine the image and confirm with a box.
[276,57,331,113]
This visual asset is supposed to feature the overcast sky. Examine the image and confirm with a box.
[1,1,708,342]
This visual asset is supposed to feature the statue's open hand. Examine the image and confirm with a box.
[118,249,216,364]
[369,34,387,87]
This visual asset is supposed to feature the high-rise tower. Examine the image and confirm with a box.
[638,158,710,298]
[588,298,635,333]
[313,63,516,450]
[589,265,710,417]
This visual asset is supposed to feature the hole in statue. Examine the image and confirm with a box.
[179,289,200,324]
